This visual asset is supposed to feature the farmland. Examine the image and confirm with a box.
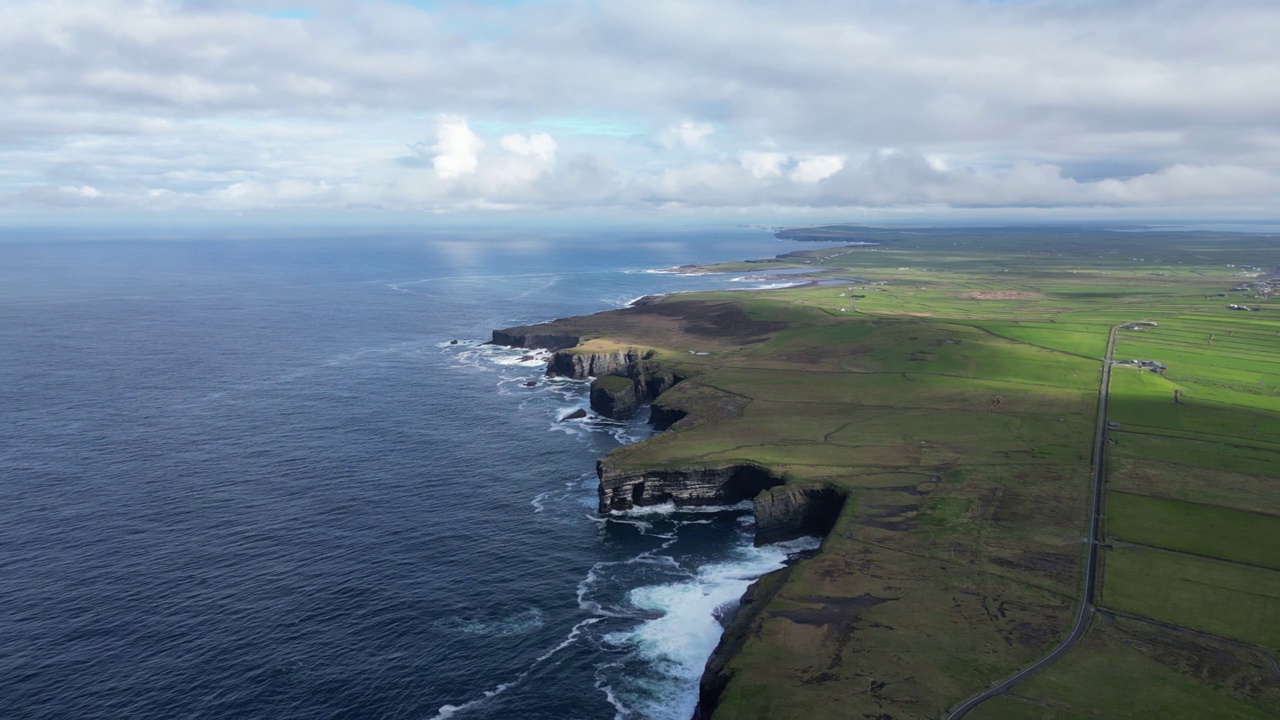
[505,226,1280,718]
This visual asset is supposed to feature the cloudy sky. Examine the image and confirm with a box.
[3,0,1279,224]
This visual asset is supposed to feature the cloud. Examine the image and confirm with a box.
[500,133,557,162]
[791,155,846,183]
[740,151,789,178]
[432,117,484,179]
[659,121,715,149]
[1,0,1279,218]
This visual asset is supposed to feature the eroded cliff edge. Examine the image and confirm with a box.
[491,310,839,527]
[490,329,683,421]
[491,307,850,719]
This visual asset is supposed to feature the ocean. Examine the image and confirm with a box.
[0,227,818,720]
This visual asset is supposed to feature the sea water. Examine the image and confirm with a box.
[0,227,818,720]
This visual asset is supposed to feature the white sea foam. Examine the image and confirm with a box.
[577,565,633,618]
[531,491,551,513]
[428,679,516,720]
[490,349,550,367]
[610,500,754,517]
[443,323,655,448]
[626,267,715,277]
[594,670,630,720]
[577,553,684,618]
[600,535,822,720]
[387,280,427,294]
[430,616,604,719]
[448,344,529,374]
[433,608,545,638]
[535,617,601,663]
[605,517,653,533]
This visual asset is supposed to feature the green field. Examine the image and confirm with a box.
[1102,547,1280,650]
[1109,433,1280,478]
[970,618,1279,720]
[502,225,1280,718]
[1108,457,1280,513]
[1106,492,1280,569]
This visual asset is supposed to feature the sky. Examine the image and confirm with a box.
[3,0,1280,225]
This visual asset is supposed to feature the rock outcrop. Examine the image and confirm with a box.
[488,328,580,351]
[589,375,642,419]
[596,462,784,514]
[546,347,646,378]
[752,483,848,546]
[547,347,684,421]
[647,402,688,431]
[492,329,685,421]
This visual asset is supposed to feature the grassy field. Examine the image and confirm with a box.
[1102,547,1280,650]
[1106,492,1280,569]
[1108,456,1280,513]
[968,616,1280,720]
[503,225,1280,718]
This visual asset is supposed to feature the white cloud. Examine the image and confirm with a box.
[791,155,846,183]
[659,121,715,149]
[740,151,789,178]
[2,0,1280,218]
[500,133,557,162]
[432,117,484,179]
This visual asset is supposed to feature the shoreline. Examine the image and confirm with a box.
[489,259,850,719]
[482,225,1280,719]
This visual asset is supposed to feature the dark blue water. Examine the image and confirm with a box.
[0,228,817,720]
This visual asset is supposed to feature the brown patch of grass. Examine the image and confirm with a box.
[629,300,790,343]
[962,291,1045,300]
[503,298,792,355]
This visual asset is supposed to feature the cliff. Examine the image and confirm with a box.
[694,566,794,720]
[692,484,847,719]
[493,320,853,720]
[544,346,685,421]
[492,330,679,420]
[546,346,647,378]
[752,483,848,546]
[488,328,580,351]
[647,401,688,431]
[595,462,785,514]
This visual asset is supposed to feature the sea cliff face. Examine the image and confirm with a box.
[753,483,848,546]
[545,346,646,378]
[595,462,784,514]
[493,329,680,420]
[543,345,685,421]
[488,328,580,351]
[646,401,688,431]
[694,566,793,720]
[494,321,850,720]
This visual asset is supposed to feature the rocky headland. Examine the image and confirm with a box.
[487,228,1280,720]
[490,318,839,534]
[491,301,849,719]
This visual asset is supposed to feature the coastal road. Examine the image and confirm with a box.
[942,323,1121,719]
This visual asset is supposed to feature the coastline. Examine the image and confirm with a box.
[476,225,1280,719]
[489,266,849,718]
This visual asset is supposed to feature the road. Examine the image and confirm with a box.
[943,323,1120,719]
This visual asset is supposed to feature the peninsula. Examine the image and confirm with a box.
[494,226,1280,719]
